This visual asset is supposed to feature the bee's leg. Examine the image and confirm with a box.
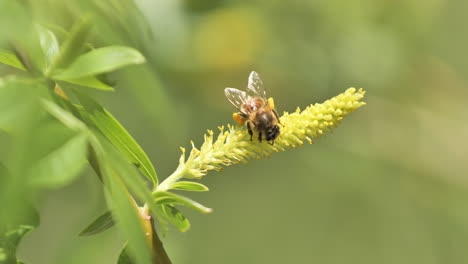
[268,98,282,125]
[246,121,253,141]
[272,109,282,126]
[233,112,246,125]
[258,131,262,143]
[269,140,274,145]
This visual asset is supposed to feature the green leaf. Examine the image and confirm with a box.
[92,133,159,224]
[0,225,34,264]
[41,23,69,42]
[36,24,59,71]
[41,99,88,132]
[94,140,173,264]
[49,16,93,72]
[0,81,44,231]
[26,121,88,188]
[153,191,212,213]
[0,79,37,132]
[53,46,145,80]
[48,85,85,122]
[0,1,44,73]
[101,150,152,264]
[117,244,132,264]
[60,76,114,91]
[74,91,158,185]
[157,205,190,232]
[0,49,26,71]
[95,136,158,216]
[79,211,116,236]
[0,79,46,133]
[154,214,169,237]
[169,181,209,192]
[26,100,90,188]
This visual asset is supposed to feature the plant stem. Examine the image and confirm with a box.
[140,203,172,264]
[149,211,172,264]
[155,166,185,192]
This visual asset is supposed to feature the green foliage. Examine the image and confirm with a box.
[0,79,37,132]
[0,49,26,71]
[53,46,145,80]
[169,181,209,192]
[60,76,114,91]
[36,24,60,70]
[0,225,33,264]
[154,191,212,213]
[117,244,133,264]
[156,205,191,233]
[26,120,88,188]
[79,211,115,236]
[0,13,158,264]
[100,153,152,264]
[75,92,158,185]
[48,16,93,72]
[0,3,367,264]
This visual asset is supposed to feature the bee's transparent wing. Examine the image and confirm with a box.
[225,88,248,111]
[247,71,267,99]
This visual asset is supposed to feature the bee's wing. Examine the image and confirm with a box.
[224,88,248,111]
[247,71,267,99]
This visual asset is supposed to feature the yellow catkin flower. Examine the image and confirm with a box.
[157,88,366,191]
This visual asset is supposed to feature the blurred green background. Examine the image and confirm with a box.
[2,0,468,263]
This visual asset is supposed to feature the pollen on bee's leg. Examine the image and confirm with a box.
[268,97,275,109]
[232,112,246,125]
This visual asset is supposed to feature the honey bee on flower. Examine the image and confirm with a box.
[224,71,282,144]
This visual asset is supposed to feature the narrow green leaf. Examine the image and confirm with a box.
[28,130,88,188]
[153,191,212,213]
[48,86,85,122]
[0,49,26,70]
[91,133,157,212]
[117,244,132,264]
[0,225,34,264]
[93,139,173,264]
[25,100,90,188]
[157,205,190,232]
[53,46,145,80]
[0,1,44,73]
[36,24,59,71]
[49,16,93,72]
[169,181,209,192]
[41,99,88,132]
[95,136,157,216]
[153,196,179,205]
[154,214,169,237]
[79,210,116,236]
[41,23,69,42]
[74,91,158,185]
[101,152,152,264]
[60,76,114,91]
[88,139,165,263]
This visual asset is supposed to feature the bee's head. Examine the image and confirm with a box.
[265,125,280,141]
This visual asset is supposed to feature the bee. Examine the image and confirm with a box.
[225,71,282,144]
